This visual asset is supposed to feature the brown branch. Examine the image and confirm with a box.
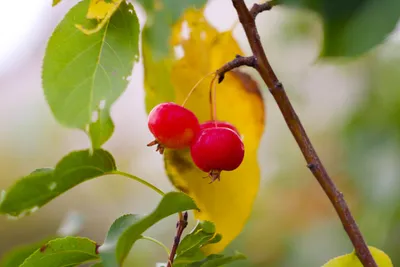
[217,1,377,266]
[167,212,188,267]
[217,55,256,83]
[249,0,276,18]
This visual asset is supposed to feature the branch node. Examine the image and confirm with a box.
[307,163,316,170]
[250,1,275,18]
[274,81,283,90]
[218,74,225,84]
[216,55,256,84]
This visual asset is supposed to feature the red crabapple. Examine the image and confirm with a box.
[147,102,200,154]
[190,127,244,182]
[200,120,240,136]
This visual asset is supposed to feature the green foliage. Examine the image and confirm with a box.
[137,0,208,59]
[0,237,55,267]
[278,0,400,57]
[2,0,398,266]
[139,0,208,112]
[42,0,139,147]
[173,221,243,267]
[99,192,198,266]
[0,149,116,217]
[186,252,246,267]
[18,237,99,267]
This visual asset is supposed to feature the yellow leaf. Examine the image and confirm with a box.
[86,0,120,20]
[142,39,175,113]
[75,0,123,35]
[164,9,265,253]
[52,0,62,6]
[322,246,393,267]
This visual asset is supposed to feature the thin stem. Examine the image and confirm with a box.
[107,170,165,196]
[209,74,219,122]
[218,1,377,266]
[182,71,216,107]
[249,0,276,18]
[167,212,188,267]
[141,235,171,257]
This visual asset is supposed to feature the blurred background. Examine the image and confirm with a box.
[0,0,399,266]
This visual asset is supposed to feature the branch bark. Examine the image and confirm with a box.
[216,1,377,266]
[167,212,188,267]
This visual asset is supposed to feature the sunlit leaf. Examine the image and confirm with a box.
[142,43,175,113]
[0,149,116,217]
[86,0,121,20]
[42,0,139,147]
[278,0,400,57]
[144,9,265,254]
[0,237,55,267]
[322,246,393,267]
[19,237,98,267]
[78,0,123,34]
[140,1,209,112]
[99,192,198,266]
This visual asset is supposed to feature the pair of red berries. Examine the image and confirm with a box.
[147,102,245,182]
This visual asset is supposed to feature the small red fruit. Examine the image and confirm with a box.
[147,102,200,154]
[190,127,244,182]
[200,120,240,136]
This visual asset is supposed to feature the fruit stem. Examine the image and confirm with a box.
[106,170,165,196]
[141,236,171,257]
[209,74,219,123]
[182,71,216,107]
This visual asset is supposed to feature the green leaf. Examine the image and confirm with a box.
[138,0,208,59]
[99,214,140,266]
[140,1,208,111]
[322,246,393,267]
[90,263,104,267]
[0,237,55,267]
[88,107,115,149]
[99,192,198,266]
[42,0,140,146]
[187,252,246,267]
[279,0,400,57]
[52,0,61,6]
[173,221,222,266]
[19,237,99,267]
[0,149,116,217]
[176,221,215,257]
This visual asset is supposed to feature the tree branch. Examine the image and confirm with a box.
[221,1,377,266]
[167,212,188,267]
[249,0,276,18]
[217,55,256,83]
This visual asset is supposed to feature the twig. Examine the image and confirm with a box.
[217,55,256,83]
[215,1,377,266]
[249,0,276,18]
[167,212,188,267]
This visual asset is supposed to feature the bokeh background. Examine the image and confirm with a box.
[0,0,399,266]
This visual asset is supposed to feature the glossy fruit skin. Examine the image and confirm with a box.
[148,102,200,149]
[200,120,240,136]
[190,127,245,175]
